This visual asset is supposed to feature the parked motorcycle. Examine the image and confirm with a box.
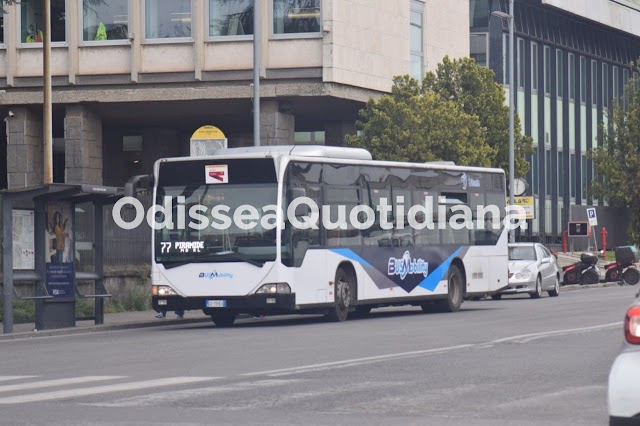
[562,252,600,285]
[604,246,640,286]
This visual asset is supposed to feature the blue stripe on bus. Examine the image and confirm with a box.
[418,247,463,292]
[329,249,374,268]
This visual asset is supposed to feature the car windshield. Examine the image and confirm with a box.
[509,246,536,261]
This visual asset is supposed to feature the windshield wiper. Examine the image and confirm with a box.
[161,250,264,270]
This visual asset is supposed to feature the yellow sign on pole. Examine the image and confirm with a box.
[507,196,535,220]
[191,126,226,140]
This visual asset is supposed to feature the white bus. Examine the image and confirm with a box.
[140,146,508,326]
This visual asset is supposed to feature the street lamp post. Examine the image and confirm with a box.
[253,0,261,147]
[493,0,516,243]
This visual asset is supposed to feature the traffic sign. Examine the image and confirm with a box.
[586,208,598,226]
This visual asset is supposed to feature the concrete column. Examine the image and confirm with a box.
[260,100,295,146]
[64,105,103,185]
[325,120,357,147]
[6,107,44,189]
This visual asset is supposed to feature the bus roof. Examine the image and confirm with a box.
[158,145,505,175]
[191,145,373,161]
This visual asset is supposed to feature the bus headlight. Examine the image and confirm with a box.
[256,283,291,294]
[152,285,179,297]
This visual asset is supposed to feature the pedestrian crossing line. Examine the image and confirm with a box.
[0,376,38,383]
[86,379,298,408]
[0,377,219,404]
[0,376,124,394]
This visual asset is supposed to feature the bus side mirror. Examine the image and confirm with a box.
[125,174,154,198]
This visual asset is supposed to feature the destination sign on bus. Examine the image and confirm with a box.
[159,241,205,254]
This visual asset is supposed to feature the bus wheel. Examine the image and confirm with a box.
[325,267,354,322]
[427,264,464,313]
[211,311,237,327]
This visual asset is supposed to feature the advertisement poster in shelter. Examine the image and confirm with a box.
[45,201,74,298]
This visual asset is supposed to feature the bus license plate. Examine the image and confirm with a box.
[206,300,227,308]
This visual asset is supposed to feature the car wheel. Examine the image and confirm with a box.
[210,311,237,327]
[325,267,354,322]
[424,264,464,313]
[548,276,560,297]
[530,276,542,299]
[491,294,502,301]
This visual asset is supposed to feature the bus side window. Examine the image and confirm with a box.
[413,191,439,246]
[289,183,322,267]
[440,192,470,245]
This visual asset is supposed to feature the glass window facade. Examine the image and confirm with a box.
[603,63,609,109]
[470,33,488,67]
[532,149,539,195]
[546,150,552,197]
[83,0,129,42]
[581,156,587,200]
[544,46,551,95]
[470,0,489,28]
[570,153,576,198]
[556,50,563,98]
[145,0,192,39]
[410,7,424,80]
[613,66,619,102]
[21,0,66,43]
[209,0,254,37]
[0,12,4,44]
[568,54,575,101]
[273,0,320,34]
[518,38,525,90]
[531,42,538,93]
[503,34,510,85]
[557,152,564,197]
[580,56,587,103]
[592,60,598,107]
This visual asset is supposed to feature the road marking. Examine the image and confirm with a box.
[243,322,621,378]
[0,377,218,404]
[242,344,475,377]
[0,376,37,382]
[0,376,124,393]
[87,379,298,407]
[488,322,621,345]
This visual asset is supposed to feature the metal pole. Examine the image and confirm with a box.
[43,0,53,184]
[508,0,516,243]
[253,0,261,147]
[3,198,14,334]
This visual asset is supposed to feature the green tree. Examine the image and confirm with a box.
[346,75,494,167]
[424,57,533,177]
[347,56,533,177]
[590,63,640,242]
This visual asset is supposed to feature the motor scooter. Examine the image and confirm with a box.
[562,252,600,285]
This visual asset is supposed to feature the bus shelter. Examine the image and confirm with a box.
[2,184,123,334]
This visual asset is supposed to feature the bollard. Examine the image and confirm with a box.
[601,227,608,259]
[562,230,568,254]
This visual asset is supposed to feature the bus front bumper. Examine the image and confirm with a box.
[153,294,297,314]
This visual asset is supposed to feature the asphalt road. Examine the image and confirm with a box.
[0,285,637,425]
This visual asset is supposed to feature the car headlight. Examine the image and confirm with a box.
[515,269,532,280]
[152,285,179,296]
[256,283,291,294]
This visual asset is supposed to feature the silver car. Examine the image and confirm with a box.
[608,292,640,424]
[492,243,560,300]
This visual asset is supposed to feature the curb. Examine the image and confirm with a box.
[0,316,212,342]
[560,282,623,290]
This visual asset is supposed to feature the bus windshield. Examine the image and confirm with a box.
[153,158,279,267]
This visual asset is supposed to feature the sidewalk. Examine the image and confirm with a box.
[1,309,212,341]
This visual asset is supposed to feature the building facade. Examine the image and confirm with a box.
[471,0,640,242]
[0,0,469,189]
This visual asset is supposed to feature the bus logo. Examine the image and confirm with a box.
[205,165,229,184]
[387,251,429,280]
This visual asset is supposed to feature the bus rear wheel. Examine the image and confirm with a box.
[325,267,355,322]
[424,264,464,313]
[211,311,237,327]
